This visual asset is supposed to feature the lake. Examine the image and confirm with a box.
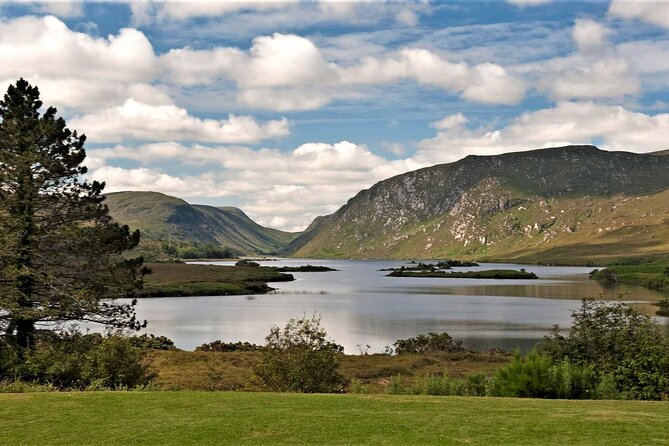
[129,259,669,353]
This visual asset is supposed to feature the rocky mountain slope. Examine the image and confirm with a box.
[105,191,296,256]
[288,146,669,264]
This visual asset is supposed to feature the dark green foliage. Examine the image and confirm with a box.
[273,265,337,272]
[0,79,145,350]
[254,315,346,393]
[129,334,177,351]
[539,299,669,400]
[393,332,469,354]
[14,332,155,389]
[590,260,669,292]
[163,242,236,260]
[196,340,263,352]
[490,351,602,399]
[235,259,260,267]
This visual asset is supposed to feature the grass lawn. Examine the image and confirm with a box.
[1,392,669,445]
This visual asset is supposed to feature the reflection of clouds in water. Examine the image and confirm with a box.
[113,259,669,353]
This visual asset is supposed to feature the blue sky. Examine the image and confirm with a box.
[1,0,669,230]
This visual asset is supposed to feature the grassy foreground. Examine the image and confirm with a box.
[1,392,668,445]
[149,350,509,391]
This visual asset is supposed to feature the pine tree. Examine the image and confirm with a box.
[0,79,146,351]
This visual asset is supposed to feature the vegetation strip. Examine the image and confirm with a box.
[387,269,538,279]
[1,392,669,445]
[139,263,294,297]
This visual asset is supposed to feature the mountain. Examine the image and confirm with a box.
[104,191,297,256]
[288,145,669,264]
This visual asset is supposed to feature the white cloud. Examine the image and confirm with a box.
[131,0,300,24]
[609,0,669,30]
[431,113,468,130]
[417,102,669,164]
[164,34,526,109]
[572,18,610,55]
[340,48,526,105]
[163,32,340,88]
[520,19,640,100]
[30,1,84,18]
[71,99,291,144]
[0,16,156,83]
[89,140,421,231]
[0,15,159,112]
[395,9,419,27]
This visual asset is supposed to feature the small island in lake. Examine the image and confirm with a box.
[273,265,338,272]
[387,269,538,279]
[140,262,294,297]
[380,260,479,271]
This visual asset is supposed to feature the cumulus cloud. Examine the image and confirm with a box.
[0,15,159,111]
[521,19,640,100]
[164,36,526,109]
[609,0,669,30]
[70,100,291,144]
[417,102,669,164]
[572,18,610,55]
[89,141,421,231]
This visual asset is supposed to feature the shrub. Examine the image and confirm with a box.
[348,378,369,394]
[129,334,177,351]
[393,332,469,354]
[196,340,263,352]
[539,299,669,400]
[18,332,155,390]
[490,351,554,398]
[0,337,18,379]
[86,336,156,389]
[385,374,408,395]
[254,315,346,393]
[490,351,601,399]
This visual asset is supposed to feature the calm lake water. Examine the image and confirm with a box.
[128,259,669,353]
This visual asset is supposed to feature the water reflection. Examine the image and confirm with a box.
[126,259,668,353]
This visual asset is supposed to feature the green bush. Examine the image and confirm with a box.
[129,334,177,351]
[539,299,669,400]
[196,340,263,352]
[393,332,469,354]
[87,336,156,389]
[491,351,554,398]
[254,315,346,393]
[0,337,18,379]
[17,332,155,390]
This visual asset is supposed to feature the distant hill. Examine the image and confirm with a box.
[287,145,669,264]
[104,191,297,257]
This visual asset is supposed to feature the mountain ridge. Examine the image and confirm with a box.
[104,191,297,257]
[287,145,669,264]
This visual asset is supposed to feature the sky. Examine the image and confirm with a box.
[1,0,669,231]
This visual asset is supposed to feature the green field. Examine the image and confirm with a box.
[1,392,668,445]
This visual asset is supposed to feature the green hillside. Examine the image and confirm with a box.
[289,146,669,264]
[104,191,297,257]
